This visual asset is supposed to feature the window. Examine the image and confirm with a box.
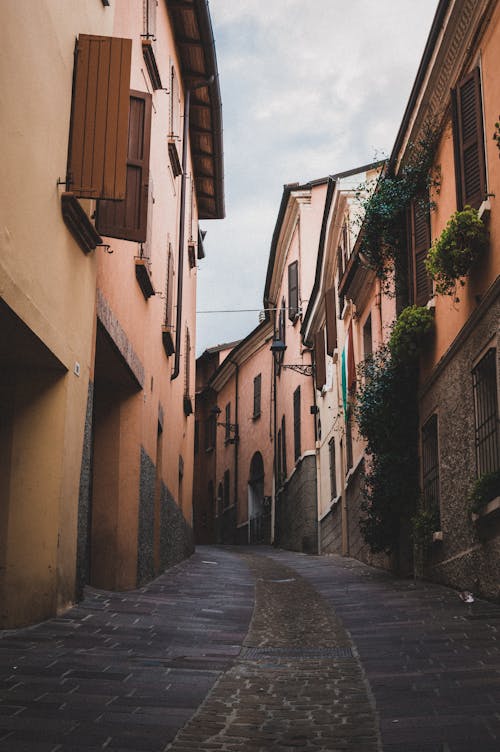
[184,328,192,410]
[314,328,326,391]
[325,287,337,355]
[96,90,152,243]
[329,438,337,500]
[217,482,223,516]
[346,412,353,472]
[169,64,181,139]
[288,261,299,321]
[421,414,440,525]
[293,386,301,462]
[279,298,286,345]
[165,243,175,329]
[281,415,287,480]
[223,469,230,509]
[452,67,487,210]
[67,34,132,200]
[363,315,373,360]
[253,374,262,419]
[408,197,432,306]
[205,414,216,451]
[337,246,344,281]
[225,403,231,443]
[141,0,161,90]
[472,348,499,476]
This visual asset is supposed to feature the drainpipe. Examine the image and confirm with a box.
[171,76,214,381]
[229,358,239,543]
[311,350,321,555]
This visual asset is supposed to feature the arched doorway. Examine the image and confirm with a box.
[248,452,269,543]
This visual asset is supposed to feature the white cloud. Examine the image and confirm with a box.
[197,0,439,353]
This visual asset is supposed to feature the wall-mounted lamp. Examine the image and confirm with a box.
[270,337,313,376]
[210,405,239,443]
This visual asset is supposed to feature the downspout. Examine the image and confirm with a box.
[310,350,321,555]
[229,358,239,543]
[171,77,214,381]
[272,354,277,545]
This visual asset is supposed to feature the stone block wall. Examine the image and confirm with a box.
[76,381,94,599]
[319,503,342,554]
[275,454,318,554]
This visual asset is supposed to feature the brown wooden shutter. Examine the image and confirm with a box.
[453,67,486,210]
[325,287,337,355]
[67,35,131,200]
[288,262,299,321]
[410,199,432,306]
[165,243,174,328]
[314,329,326,390]
[96,90,152,242]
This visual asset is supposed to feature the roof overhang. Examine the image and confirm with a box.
[167,0,225,219]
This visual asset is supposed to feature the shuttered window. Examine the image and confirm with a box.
[472,348,499,476]
[329,438,337,500]
[293,386,301,462]
[165,243,175,329]
[277,428,282,485]
[96,90,152,242]
[281,415,288,481]
[422,414,441,524]
[325,287,337,355]
[169,65,181,138]
[288,262,299,321]
[67,34,132,200]
[452,67,486,210]
[225,403,231,443]
[409,198,432,306]
[143,0,156,39]
[314,328,326,390]
[253,374,262,419]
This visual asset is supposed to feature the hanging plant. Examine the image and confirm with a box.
[493,117,500,156]
[425,206,489,297]
[388,305,434,363]
[356,126,440,290]
[411,506,440,550]
[469,470,500,515]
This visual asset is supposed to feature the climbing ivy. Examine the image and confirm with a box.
[355,306,434,557]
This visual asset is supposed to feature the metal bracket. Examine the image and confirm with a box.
[282,364,313,376]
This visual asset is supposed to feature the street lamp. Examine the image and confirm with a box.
[210,405,239,444]
[269,337,314,376]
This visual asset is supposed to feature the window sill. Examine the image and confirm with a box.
[61,192,102,254]
[478,199,491,221]
[135,257,155,299]
[142,40,162,90]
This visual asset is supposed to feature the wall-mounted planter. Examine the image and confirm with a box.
[61,192,102,253]
[471,496,500,523]
[168,139,182,178]
[135,258,155,299]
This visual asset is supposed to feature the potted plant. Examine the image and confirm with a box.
[425,206,489,297]
[469,469,500,522]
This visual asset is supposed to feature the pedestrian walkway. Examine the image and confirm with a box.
[1,547,499,752]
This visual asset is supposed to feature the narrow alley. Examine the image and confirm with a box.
[1,547,499,752]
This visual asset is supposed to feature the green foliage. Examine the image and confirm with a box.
[388,305,434,362]
[494,118,500,156]
[357,128,440,290]
[469,470,500,514]
[425,206,489,297]
[411,506,440,548]
[355,307,434,555]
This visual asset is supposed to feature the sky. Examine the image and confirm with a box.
[196,0,439,355]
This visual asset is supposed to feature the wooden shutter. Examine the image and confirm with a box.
[170,65,181,138]
[314,329,326,390]
[96,90,152,242]
[288,262,299,321]
[453,67,486,210]
[67,35,131,200]
[281,415,287,478]
[325,287,337,355]
[253,374,262,418]
[165,243,174,328]
[293,386,301,461]
[143,0,157,38]
[410,198,432,306]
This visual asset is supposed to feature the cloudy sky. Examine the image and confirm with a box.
[196,0,439,355]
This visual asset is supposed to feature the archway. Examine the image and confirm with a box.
[248,451,268,543]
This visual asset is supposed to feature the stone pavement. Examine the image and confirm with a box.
[1,546,500,752]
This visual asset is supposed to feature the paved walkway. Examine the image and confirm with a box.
[1,547,499,752]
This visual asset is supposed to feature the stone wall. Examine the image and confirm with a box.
[137,447,156,586]
[275,454,318,554]
[421,291,500,601]
[159,483,195,571]
[76,381,94,599]
[319,503,342,554]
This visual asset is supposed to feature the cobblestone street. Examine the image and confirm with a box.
[1,547,499,752]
